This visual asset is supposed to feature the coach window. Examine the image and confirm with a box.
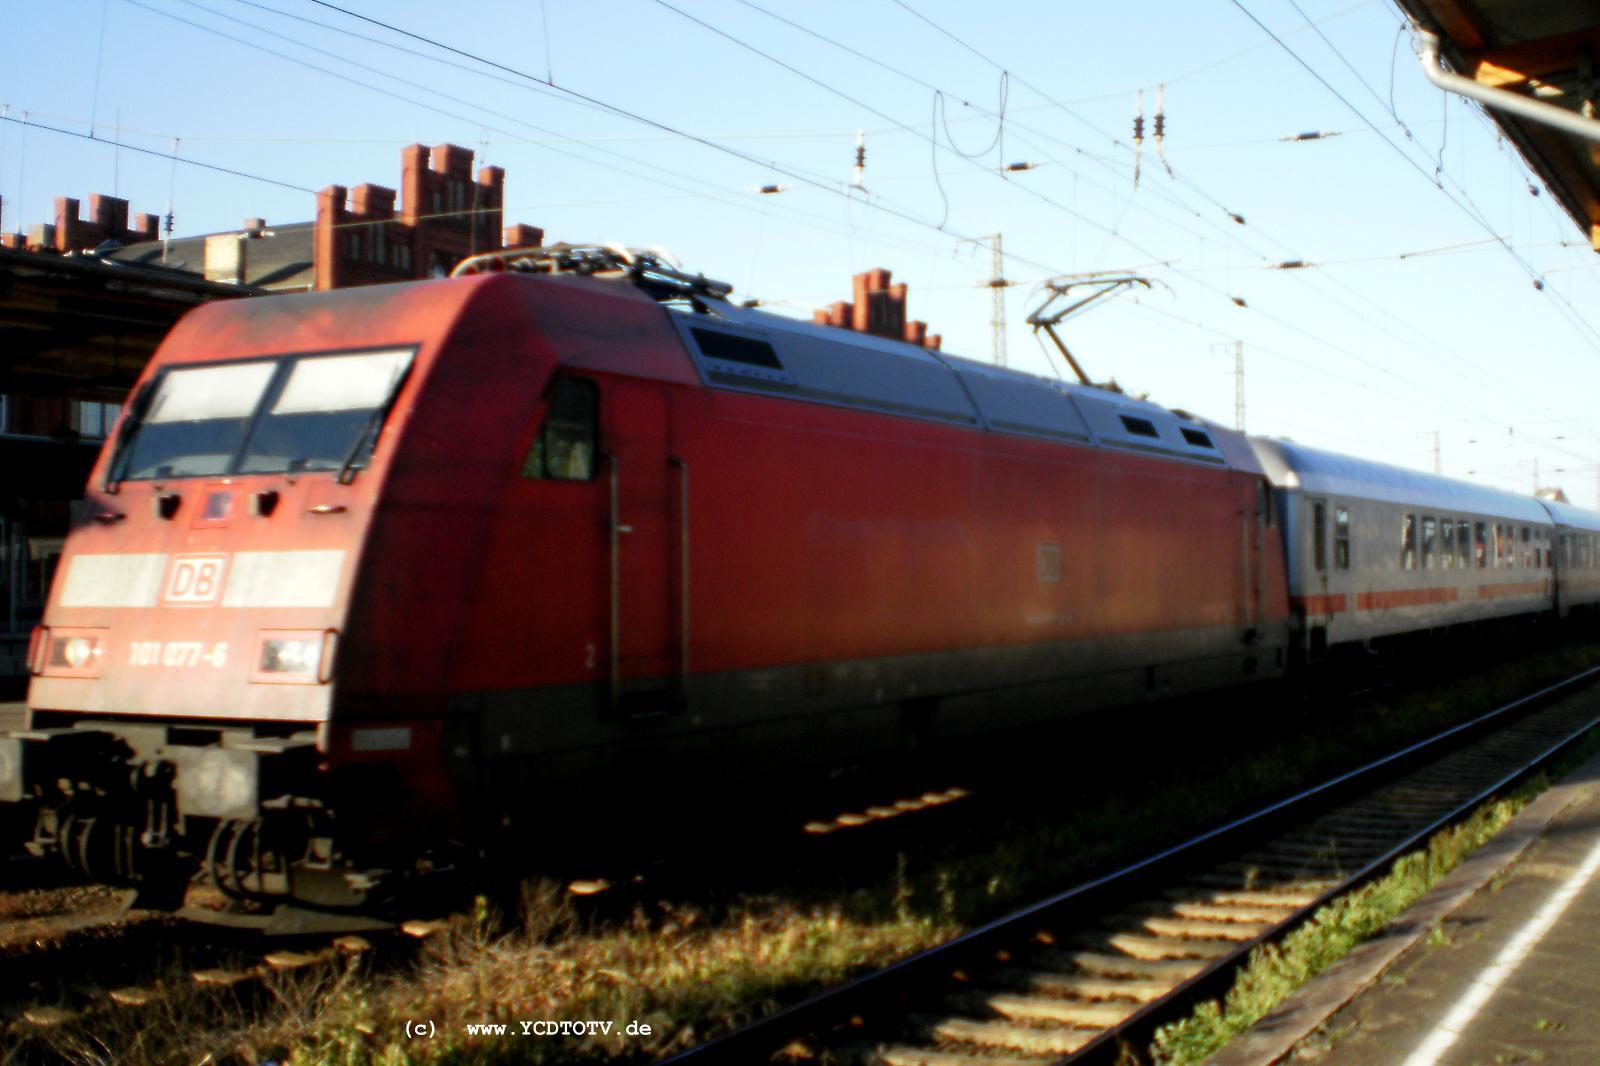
[1334,507,1351,569]
[1440,520,1454,569]
[1421,516,1436,569]
[1457,520,1470,567]
[523,377,598,481]
[1521,527,1532,568]
[1401,514,1417,570]
[1474,522,1487,568]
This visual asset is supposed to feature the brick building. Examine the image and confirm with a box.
[314,143,542,289]
[0,143,545,293]
[0,192,159,255]
[812,267,942,350]
[0,142,544,683]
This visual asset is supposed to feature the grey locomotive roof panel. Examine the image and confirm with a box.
[1251,437,1552,522]
[682,302,1234,467]
[672,306,980,428]
[1071,391,1227,465]
[943,358,1091,443]
[1538,498,1600,533]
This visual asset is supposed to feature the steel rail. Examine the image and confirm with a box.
[659,664,1600,1065]
[1065,670,1600,1064]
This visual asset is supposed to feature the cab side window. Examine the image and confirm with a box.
[523,377,598,481]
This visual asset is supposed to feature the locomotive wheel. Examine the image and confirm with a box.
[57,811,140,884]
[205,818,299,899]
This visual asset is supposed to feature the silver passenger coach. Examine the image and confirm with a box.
[1251,438,1562,659]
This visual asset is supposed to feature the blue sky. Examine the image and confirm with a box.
[6,0,1600,503]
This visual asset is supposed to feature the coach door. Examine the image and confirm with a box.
[604,381,678,715]
[1242,480,1268,641]
[1308,497,1330,598]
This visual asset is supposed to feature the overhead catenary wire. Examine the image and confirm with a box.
[241,0,1255,303]
[285,0,1130,288]
[0,111,315,194]
[189,0,1054,296]
[869,0,1600,418]
[29,2,969,293]
[888,5,1600,451]
[25,0,1600,470]
[1226,0,1600,356]
[122,0,973,273]
[228,0,1272,353]
[652,0,1585,451]
[812,2,1586,437]
[131,4,1593,435]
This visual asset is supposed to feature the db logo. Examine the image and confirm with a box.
[163,554,228,605]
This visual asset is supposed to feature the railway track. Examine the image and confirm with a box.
[0,907,420,1062]
[0,768,978,1051]
[663,665,1600,1066]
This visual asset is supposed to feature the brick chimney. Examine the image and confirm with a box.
[49,193,159,252]
[813,267,941,349]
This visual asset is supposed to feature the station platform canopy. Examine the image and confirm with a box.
[0,246,256,404]
[1397,0,1600,250]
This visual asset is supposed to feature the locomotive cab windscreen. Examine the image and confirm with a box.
[108,348,414,484]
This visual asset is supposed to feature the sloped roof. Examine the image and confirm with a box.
[1251,436,1553,521]
[1397,0,1600,248]
[105,221,315,292]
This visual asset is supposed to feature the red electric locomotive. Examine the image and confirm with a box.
[0,246,1289,909]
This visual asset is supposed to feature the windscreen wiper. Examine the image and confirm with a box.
[102,382,155,494]
[337,364,413,485]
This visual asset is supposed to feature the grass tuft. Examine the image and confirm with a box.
[1149,791,1532,1064]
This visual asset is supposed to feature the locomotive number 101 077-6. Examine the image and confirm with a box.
[127,641,229,669]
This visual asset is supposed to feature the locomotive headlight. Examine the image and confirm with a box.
[260,638,321,675]
[44,630,104,677]
[252,630,334,684]
[62,637,97,670]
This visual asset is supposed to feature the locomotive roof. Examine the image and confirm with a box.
[1250,437,1553,523]
[675,299,1254,471]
